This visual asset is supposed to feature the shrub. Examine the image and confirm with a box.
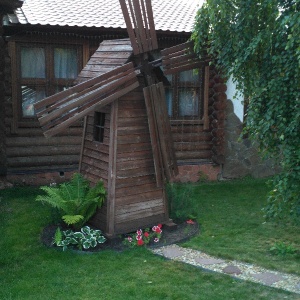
[36,173,106,228]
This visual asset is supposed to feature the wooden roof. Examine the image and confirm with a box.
[75,39,132,84]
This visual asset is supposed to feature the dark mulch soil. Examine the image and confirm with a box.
[41,221,200,253]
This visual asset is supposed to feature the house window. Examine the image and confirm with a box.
[165,69,204,121]
[94,112,106,143]
[20,45,79,117]
[12,41,83,126]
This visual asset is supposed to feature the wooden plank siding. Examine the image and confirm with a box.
[113,87,168,234]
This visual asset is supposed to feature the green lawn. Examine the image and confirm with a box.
[0,180,299,300]
[169,177,300,275]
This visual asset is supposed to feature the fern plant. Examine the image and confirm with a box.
[36,173,106,228]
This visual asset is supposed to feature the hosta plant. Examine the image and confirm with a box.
[36,173,106,228]
[123,224,162,248]
[54,226,106,251]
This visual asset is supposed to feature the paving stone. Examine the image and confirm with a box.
[222,265,242,275]
[251,272,284,285]
[162,247,184,258]
[195,257,225,265]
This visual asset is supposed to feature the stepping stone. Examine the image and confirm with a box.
[195,257,225,265]
[162,247,184,258]
[222,265,242,275]
[251,272,284,285]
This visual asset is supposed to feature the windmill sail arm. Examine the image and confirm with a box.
[162,41,208,75]
[34,62,139,137]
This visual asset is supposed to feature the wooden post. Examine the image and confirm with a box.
[107,101,118,235]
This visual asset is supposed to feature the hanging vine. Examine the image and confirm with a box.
[192,0,300,222]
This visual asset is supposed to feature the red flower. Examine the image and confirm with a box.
[186,219,195,224]
[137,239,144,246]
[155,227,162,234]
[144,232,149,238]
[157,224,162,228]
[136,229,143,235]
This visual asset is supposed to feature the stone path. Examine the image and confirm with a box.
[151,244,300,295]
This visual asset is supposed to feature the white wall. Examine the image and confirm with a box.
[226,76,244,122]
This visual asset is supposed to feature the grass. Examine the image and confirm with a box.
[0,181,299,299]
[169,177,300,276]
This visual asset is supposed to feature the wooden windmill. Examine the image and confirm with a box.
[34,0,206,236]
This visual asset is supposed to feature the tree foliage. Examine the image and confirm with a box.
[192,0,300,221]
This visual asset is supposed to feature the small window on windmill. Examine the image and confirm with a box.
[94,112,105,143]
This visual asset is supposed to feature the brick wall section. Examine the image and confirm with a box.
[172,163,221,183]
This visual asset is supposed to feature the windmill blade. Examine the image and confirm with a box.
[144,82,178,185]
[119,0,158,55]
[162,41,207,75]
[34,62,139,138]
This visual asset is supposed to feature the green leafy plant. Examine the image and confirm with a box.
[36,173,106,228]
[167,183,197,223]
[54,226,106,251]
[269,242,298,256]
[123,225,162,248]
[192,0,300,222]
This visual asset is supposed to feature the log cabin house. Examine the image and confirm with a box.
[1,0,227,186]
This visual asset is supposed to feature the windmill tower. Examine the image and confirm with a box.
[34,0,206,236]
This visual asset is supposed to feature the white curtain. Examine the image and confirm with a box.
[54,48,77,79]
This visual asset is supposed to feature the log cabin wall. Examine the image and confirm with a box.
[2,24,224,185]
[4,34,127,185]
[4,34,92,184]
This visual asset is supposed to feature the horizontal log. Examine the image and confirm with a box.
[6,164,78,174]
[6,136,82,147]
[174,142,212,151]
[7,154,79,168]
[6,145,80,158]
[175,150,212,160]
[172,132,213,142]
[171,125,206,134]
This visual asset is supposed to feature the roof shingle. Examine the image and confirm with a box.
[9,0,203,33]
